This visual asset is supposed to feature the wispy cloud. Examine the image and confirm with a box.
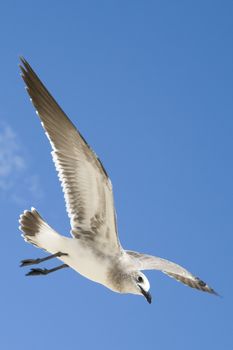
[0,123,43,204]
[0,124,26,190]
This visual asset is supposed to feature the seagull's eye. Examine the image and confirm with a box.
[137,276,143,283]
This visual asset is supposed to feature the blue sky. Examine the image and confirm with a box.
[0,1,232,349]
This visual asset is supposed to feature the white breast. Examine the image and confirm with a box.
[58,237,111,287]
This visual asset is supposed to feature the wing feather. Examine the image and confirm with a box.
[127,250,217,294]
[20,57,120,252]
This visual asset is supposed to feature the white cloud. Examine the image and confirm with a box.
[0,125,26,189]
[0,123,43,203]
[26,174,44,199]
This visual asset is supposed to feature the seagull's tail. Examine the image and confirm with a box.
[19,207,66,253]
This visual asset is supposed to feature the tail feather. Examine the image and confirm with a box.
[19,208,65,253]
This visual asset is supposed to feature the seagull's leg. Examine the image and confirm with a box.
[20,252,68,267]
[26,263,69,276]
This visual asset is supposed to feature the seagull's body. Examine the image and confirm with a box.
[24,215,111,286]
[19,58,217,303]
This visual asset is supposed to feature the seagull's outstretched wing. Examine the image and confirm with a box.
[20,58,120,253]
[127,251,217,294]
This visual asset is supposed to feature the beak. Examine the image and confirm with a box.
[139,286,152,304]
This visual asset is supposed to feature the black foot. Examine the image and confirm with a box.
[25,263,69,276]
[20,252,69,267]
[26,268,49,276]
[20,259,41,267]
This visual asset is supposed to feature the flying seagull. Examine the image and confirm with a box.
[19,58,217,303]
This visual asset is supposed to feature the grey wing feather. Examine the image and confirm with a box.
[127,251,217,295]
[20,57,120,253]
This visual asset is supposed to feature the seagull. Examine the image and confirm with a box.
[19,58,217,303]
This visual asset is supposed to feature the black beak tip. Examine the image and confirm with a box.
[140,286,152,304]
[146,292,152,304]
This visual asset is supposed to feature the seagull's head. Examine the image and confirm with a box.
[130,271,152,304]
[108,266,152,303]
[115,271,152,303]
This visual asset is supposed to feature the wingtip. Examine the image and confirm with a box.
[19,57,26,71]
[19,57,31,75]
[209,288,221,297]
[193,276,218,296]
[19,56,26,65]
